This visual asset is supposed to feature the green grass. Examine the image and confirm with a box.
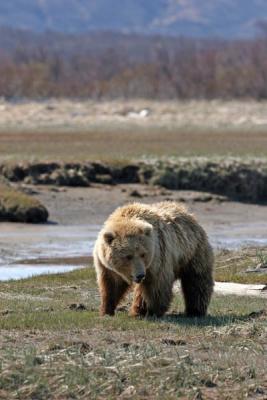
[0,183,48,222]
[0,267,266,399]
[0,185,41,209]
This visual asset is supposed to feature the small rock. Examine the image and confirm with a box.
[48,343,63,351]
[129,189,143,198]
[121,342,130,349]
[1,309,14,315]
[33,356,44,365]
[255,387,265,395]
[200,379,217,388]
[46,105,56,111]
[162,338,186,346]
[69,303,88,311]
[119,386,136,398]
[75,341,92,354]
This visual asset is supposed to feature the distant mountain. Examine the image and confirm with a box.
[0,1,267,38]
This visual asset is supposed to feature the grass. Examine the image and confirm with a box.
[1,125,267,163]
[0,185,41,210]
[0,268,266,399]
[256,249,267,267]
[215,247,267,284]
[1,100,267,161]
[0,183,48,222]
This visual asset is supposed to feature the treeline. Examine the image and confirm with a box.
[1,28,267,99]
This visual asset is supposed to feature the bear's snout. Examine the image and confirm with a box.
[134,273,145,283]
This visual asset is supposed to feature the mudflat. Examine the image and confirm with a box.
[1,183,267,273]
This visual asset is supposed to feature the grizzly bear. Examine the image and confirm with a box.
[93,201,214,318]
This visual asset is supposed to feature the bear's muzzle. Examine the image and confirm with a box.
[134,273,145,283]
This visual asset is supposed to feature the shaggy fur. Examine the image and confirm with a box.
[93,202,214,318]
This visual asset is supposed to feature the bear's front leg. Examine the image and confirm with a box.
[130,285,147,317]
[131,280,173,318]
[98,267,129,316]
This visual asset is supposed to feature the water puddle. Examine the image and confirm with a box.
[0,224,99,281]
[0,265,83,281]
[209,222,267,250]
[0,224,100,265]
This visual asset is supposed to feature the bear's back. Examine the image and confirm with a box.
[110,201,196,228]
[151,201,190,220]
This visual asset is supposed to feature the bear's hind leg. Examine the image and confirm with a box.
[180,256,213,317]
[99,268,129,316]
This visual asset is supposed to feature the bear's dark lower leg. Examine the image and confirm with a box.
[180,262,213,317]
[99,268,129,316]
[130,286,147,317]
[144,283,173,318]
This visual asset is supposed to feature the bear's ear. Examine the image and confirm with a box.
[103,231,115,245]
[143,224,153,237]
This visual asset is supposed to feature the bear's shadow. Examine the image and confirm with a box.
[147,311,262,327]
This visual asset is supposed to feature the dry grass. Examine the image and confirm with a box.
[215,247,267,284]
[0,268,266,399]
[1,127,267,163]
[1,100,267,162]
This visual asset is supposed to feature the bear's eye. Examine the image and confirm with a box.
[126,255,133,261]
[140,253,146,259]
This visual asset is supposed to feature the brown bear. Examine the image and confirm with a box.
[93,201,214,318]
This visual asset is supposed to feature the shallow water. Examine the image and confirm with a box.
[0,265,83,281]
[210,221,267,250]
[0,221,267,281]
[0,224,99,265]
[0,224,99,281]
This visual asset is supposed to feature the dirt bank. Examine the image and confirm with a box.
[1,158,267,203]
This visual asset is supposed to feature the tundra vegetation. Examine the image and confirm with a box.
[0,180,48,223]
[0,266,266,400]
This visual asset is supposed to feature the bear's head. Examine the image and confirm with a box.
[99,218,155,284]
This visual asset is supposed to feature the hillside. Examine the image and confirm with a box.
[0,0,267,38]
